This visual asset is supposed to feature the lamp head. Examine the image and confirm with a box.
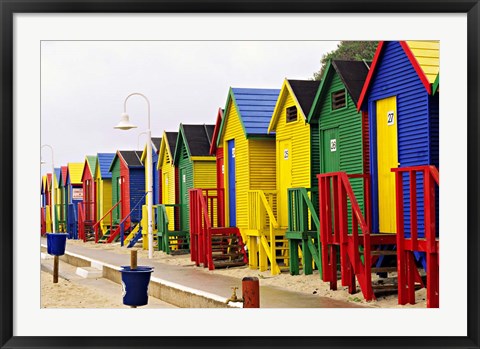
[114,113,138,130]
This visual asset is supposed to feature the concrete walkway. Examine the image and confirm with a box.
[41,238,364,308]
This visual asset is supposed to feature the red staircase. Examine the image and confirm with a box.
[189,188,247,270]
[317,167,438,307]
[92,200,121,243]
[317,172,394,301]
[393,165,439,308]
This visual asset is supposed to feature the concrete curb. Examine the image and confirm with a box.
[41,245,242,308]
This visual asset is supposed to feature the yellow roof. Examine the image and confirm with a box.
[406,40,439,84]
[67,162,84,184]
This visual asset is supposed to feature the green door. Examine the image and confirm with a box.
[179,167,189,231]
[322,128,340,173]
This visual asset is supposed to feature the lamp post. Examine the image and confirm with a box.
[41,144,56,233]
[115,93,154,259]
[137,131,147,150]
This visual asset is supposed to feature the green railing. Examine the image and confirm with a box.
[286,187,322,277]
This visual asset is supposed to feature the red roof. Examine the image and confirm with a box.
[209,108,224,155]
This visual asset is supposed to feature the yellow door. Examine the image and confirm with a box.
[376,96,398,233]
[162,172,169,205]
[278,139,292,228]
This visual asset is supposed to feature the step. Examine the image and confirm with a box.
[170,249,190,256]
[371,250,397,256]
[213,261,246,269]
[211,253,243,259]
[371,267,397,273]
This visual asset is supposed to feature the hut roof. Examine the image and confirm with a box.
[357,40,439,110]
[97,153,115,179]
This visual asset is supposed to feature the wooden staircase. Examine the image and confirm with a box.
[208,227,247,269]
[246,190,287,275]
[317,169,438,307]
[286,187,322,277]
[157,204,190,255]
[190,188,247,270]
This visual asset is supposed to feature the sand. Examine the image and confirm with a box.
[47,239,427,308]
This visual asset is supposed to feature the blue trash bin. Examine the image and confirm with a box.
[46,233,68,256]
[121,266,154,307]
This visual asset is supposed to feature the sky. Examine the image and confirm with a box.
[40,40,340,175]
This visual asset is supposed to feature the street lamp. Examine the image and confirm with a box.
[137,131,147,150]
[115,93,154,259]
[41,144,56,233]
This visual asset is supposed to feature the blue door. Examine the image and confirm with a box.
[228,140,236,227]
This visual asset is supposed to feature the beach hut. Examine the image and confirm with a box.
[57,166,68,232]
[101,151,145,243]
[158,131,178,231]
[267,79,320,274]
[40,175,47,235]
[173,124,216,232]
[357,41,439,236]
[79,155,97,240]
[216,87,283,274]
[92,153,116,240]
[140,137,162,205]
[269,79,320,227]
[65,162,84,239]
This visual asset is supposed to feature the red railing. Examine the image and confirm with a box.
[41,207,46,236]
[78,202,86,241]
[92,200,122,243]
[393,165,439,308]
[189,188,225,269]
[318,172,375,300]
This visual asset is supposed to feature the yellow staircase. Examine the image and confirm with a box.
[246,190,288,275]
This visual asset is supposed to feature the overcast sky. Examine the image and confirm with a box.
[40,40,340,175]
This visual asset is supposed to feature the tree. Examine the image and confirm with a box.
[313,41,379,81]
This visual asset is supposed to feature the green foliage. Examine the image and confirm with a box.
[313,41,379,81]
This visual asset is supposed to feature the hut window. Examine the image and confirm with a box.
[286,106,298,123]
[332,90,346,110]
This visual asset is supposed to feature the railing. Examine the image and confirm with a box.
[247,190,282,274]
[114,192,148,245]
[92,200,122,243]
[317,172,373,299]
[41,207,46,236]
[393,165,439,307]
[156,204,169,252]
[78,202,85,241]
[286,188,322,276]
[189,189,212,268]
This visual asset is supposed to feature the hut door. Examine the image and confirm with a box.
[227,140,236,227]
[322,128,340,173]
[163,172,169,205]
[278,139,292,228]
[115,177,122,223]
[376,96,398,233]
[179,167,188,231]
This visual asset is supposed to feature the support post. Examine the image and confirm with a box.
[242,277,260,308]
[53,255,59,283]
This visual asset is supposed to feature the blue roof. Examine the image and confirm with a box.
[231,88,280,136]
[97,153,115,179]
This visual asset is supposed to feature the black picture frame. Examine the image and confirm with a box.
[1,1,479,348]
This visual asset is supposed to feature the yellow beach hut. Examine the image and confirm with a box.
[216,87,284,274]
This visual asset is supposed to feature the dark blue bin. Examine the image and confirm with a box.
[121,266,154,307]
[46,233,68,256]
